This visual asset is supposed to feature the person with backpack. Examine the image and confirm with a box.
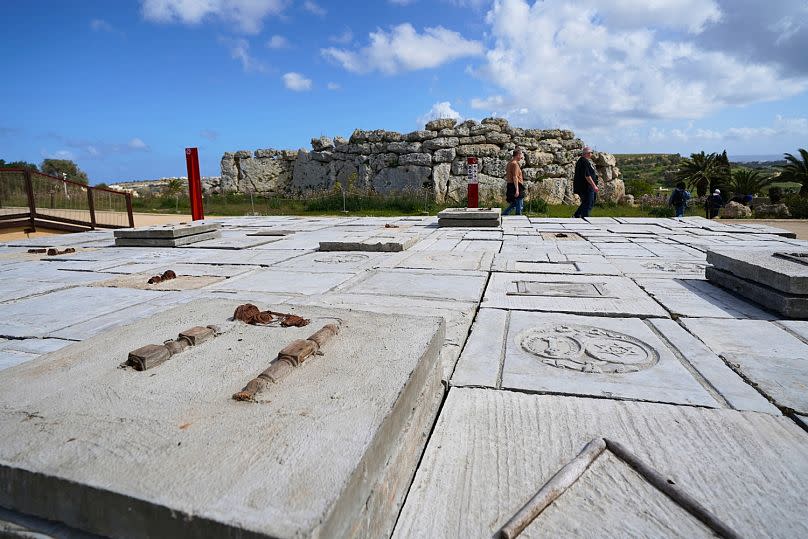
[705,189,723,219]
[668,181,691,218]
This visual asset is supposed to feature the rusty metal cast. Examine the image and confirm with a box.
[496,438,607,539]
[604,439,742,539]
[148,269,178,285]
[232,323,339,402]
[232,303,310,327]
[27,248,47,254]
[147,275,164,284]
[126,324,222,371]
[45,247,76,256]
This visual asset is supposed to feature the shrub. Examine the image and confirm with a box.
[768,186,783,203]
[648,205,675,217]
[785,194,808,219]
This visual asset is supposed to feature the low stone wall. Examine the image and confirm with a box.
[216,118,624,205]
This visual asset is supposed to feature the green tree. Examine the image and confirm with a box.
[675,151,727,196]
[779,148,808,196]
[730,168,773,196]
[163,178,184,211]
[0,159,38,171]
[41,159,89,184]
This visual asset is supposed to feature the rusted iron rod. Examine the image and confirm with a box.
[232,323,339,402]
[496,438,607,539]
[604,438,742,539]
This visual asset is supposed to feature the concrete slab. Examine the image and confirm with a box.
[437,218,500,227]
[437,207,501,220]
[91,273,225,291]
[492,254,619,275]
[455,312,717,406]
[0,287,168,338]
[635,278,774,319]
[707,248,808,294]
[610,258,708,279]
[385,250,494,271]
[682,318,808,415]
[114,230,222,247]
[337,268,488,303]
[0,299,445,539]
[319,233,419,252]
[210,268,355,296]
[113,222,220,239]
[272,250,388,273]
[482,273,669,318]
[393,388,808,538]
[185,234,281,250]
[706,266,808,318]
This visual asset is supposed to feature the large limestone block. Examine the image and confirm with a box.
[456,144,502,157]
[707,247,808,295]
[291,150,331,191]
[220,153,238,192]
[425,118,456,131]
[386,141,421,154]
[404,130,437,142]
[0,300,446,539]
[398,153,432,167]
[238,156,294,193]
[310,136,334,151]
[422,137,459,151]
[394,388,808,538]
[432,162,452,203]
[371,165,431,193]
[369,152,399,171]
[432,148,456,163]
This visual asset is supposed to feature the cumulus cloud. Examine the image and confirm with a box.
[418,101,462,126]
[128,138,149,150]
[42,134,150,161]
[141,0,286,34]
[327,82,341,90]
[90,19,114,32]
[329,29,353,44]
[472,0,808,129]
[303,0,326,16]
[648,115,808,145]
[266,35,288,49]
[221,38,266,72]
[322,23,484,74]
[282,72,312,91]
[390,0,417,5]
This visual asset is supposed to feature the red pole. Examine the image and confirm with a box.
[185,148,204,221]
[467,157,479,208]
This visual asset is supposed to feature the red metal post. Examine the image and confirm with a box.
[185,147,204,221]
[466,157,479,208]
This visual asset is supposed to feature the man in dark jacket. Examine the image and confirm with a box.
[705,189,723,219]
[573,147,599,218]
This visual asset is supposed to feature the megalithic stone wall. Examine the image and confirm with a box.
[214,117,624,205]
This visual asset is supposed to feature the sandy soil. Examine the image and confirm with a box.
[721,219,808,240]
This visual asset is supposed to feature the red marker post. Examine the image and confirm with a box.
[185,147,205,221]
[467,157,479,208]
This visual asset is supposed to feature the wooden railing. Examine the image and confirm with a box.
[0,169,134,232]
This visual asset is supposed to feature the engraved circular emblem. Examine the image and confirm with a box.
[312,253,370,264]
[518,324,659,374]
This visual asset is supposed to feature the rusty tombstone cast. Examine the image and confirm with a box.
[178,326,215,346]
[127,344,171,371]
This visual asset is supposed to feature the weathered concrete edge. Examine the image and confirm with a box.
[705,267,808,318]
[317,316,446,538]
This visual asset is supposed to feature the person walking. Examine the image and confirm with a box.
[668,181,691,218]
[705,189,723,219]
[503,149,525,216]
[573,147,599,218]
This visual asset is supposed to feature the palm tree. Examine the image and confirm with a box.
[163,178,184,211]
[730,168,773,197]
[779,148,808,196]
[675,151,728,196]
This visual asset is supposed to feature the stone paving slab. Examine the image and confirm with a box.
[113,222,220,239]
[114,230,222,247]
[610,258,708,279]
[319,233,420,252]
[0,287,168,338]
[393,388,808,538]
[482,273,669,318]
[438,207,501,220]
[707,247,808,294]
[682,318,808,415]
[210,268,355,296]
[90,273,225,291]
[453,311,717,407]
[272,250,389,273]
[337,268,488,303]
[492,254,619,275]
[706,266,808,318]
[0,299,445,539]
[635,278,775,319]
[384,250,494,271]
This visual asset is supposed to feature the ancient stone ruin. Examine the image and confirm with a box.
[216,118,624,205]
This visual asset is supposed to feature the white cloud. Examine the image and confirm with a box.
[128,138,149,150]
[327,82,341,90]
[472,0,808,129]
[200,129,219,141]
[322,23,484,74]
[303,0,326,16]
[329,29,353,44]
[645,115,808,144]
[390,0,417,5]
[418,101,462,126]
[266,35,288,49]
[282,72,312,91]
[141,0,286,34]
[90,19,114,32]
[220,38,266,72]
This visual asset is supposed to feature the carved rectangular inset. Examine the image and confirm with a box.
[509,281,607,298]
[773,252,808,267]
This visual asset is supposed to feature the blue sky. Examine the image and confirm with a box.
[2,0,807,184]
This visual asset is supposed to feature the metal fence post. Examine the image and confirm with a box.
[125,193,135,228]
[23,169,36,231]
[87,187,97,229]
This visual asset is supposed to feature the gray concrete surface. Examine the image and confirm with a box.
[0,215,806,538]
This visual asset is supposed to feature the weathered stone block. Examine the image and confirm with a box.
[369,153,399,171]
[524,150,554,167]
[404,130,437,142]
[387,141,422,154]
[422,137,459,151]
[425,118,457,131]
[456,144,502,157]
[433,148,456,163]
[484,132,511,145]
[398,153,432,167]
[311,136,335,151]
[372,165,432,193]
[482,117,509,129]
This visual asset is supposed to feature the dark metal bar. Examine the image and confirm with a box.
[125,192,134,228]
[86,187,97,230]
[23,169,36,232]
[604,439,742,539]
[32,213,93,228]
[31,219,90,233]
